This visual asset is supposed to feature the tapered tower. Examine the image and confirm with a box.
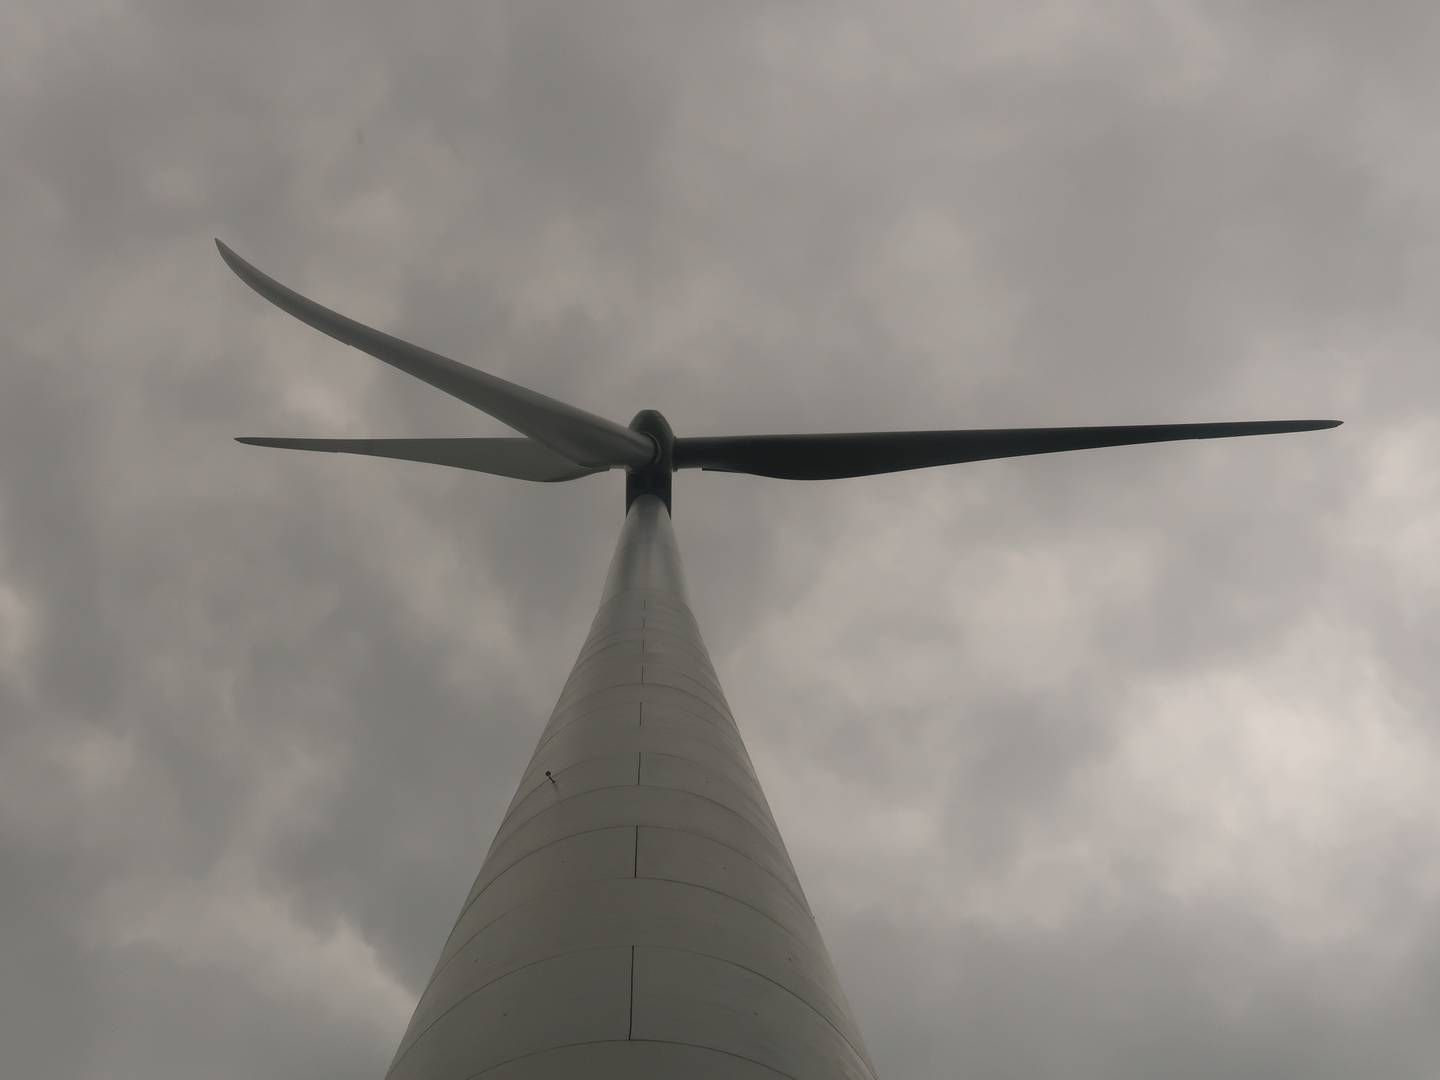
[385,495,875,1077]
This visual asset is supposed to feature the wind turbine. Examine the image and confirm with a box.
[219,239,1339,1080]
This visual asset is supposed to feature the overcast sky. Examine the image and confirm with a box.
[2,2,1437,1077]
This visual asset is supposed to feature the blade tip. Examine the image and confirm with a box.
[214,238,254,280]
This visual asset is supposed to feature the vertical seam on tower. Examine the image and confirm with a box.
[627,945,636,1040]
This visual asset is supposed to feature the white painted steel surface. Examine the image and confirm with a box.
[384,495,876,1078]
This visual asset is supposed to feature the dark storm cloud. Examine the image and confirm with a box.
[2,2,1436,1078]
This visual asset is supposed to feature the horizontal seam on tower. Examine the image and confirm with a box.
[567,624,714,668]
[540,697,655,737]
[428,867,826,1001]
[486,783,787,857]
[546,682,736,731]
[537,697,743,755]
[548,683,727,721]
[521,720,760,789]
[564,646,650,681]
[527,723,757,795]
[639,824,813,915]
[591,585,698,617]
[463,822,812,931]
[385,944,628,1077]
[574,639,714,674]
[455,825,637,928]
[577,627,713,665]
[630,754,766,806]
[424,877,648,1015]
[593,585,697,610]
[627,665,729,705]
[598,595,698,622]
[635,751,777,823]
[465,809,809,932]
[552,668,731,711]
[635,873,825,955]
[637,944,876,1076]
[527,713,760,784]
[568,632,718,676]
[458,1038,797,1080]
[542,696,737,742]
[582,614,703,640]
[503,751,665,819]
[567,638,714,679]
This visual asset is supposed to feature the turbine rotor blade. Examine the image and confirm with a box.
[235,436,603,482]
[215,240,655,470]
[673,420,1342,480]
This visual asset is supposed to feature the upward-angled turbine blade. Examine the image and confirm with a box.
[674,419,1342,480]
[235,436,603,482]
[215,240,655,470]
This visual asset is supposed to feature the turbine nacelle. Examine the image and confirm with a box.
[626,409,677,511]
[218,239,1341,516]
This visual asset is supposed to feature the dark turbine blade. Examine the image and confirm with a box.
[673,420,1342,480]
[235,436,603,482]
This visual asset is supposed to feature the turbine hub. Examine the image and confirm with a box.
[626,410,675,513]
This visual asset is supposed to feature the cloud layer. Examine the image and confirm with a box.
[2,2,1436,1077]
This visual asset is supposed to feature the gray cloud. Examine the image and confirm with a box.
[2,2,1436,1077]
